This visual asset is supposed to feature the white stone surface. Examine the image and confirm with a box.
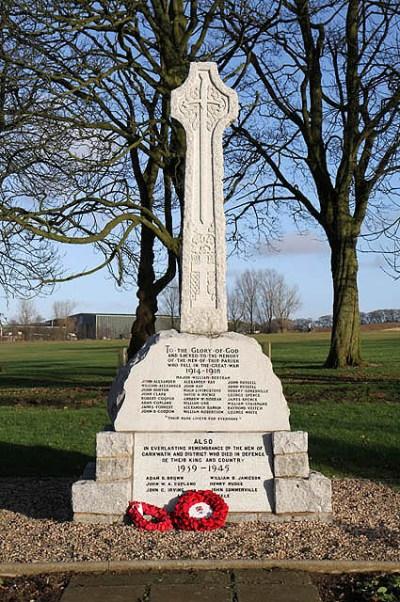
[274,453,310,478]
[110,330,290,432]
[132,432,274,512]
[274,471,332,514]
[96,431,134,458]
[273,431,308,455]
[72,480,131,515]
[171,62,238,335]
[96,457,132,482]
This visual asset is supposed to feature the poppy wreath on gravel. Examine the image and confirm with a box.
[172,490,229,531]
[127,501,174,532]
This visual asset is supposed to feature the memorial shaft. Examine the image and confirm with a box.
[171,63,238,334]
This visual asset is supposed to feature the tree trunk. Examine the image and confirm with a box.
[127,226,157,359]
[325,235,362,367]
[127,287,158,358]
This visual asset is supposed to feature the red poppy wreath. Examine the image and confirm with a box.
[172,490,229,531]
[127,501,174,532]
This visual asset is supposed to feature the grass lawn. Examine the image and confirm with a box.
[0,339,125,406]
[257,331,400,484]
[0,332,399,482]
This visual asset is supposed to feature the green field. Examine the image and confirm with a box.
[0,332,399,483]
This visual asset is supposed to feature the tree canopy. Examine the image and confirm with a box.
[223,0,400,366]
[1,0,399,366]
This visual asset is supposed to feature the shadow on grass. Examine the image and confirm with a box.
[0,442,94,520]
[0,441,93,478]
[282,370,400,385]
[309,434,400,487]
[0,368,115,389]
[285,384,400,405]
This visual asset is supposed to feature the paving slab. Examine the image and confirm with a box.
[234,569,312,584]
[60,569,323,602]
[151,583,232,602]
[61,584,146,602]
[236,583,321,602]
[66,573,150,587]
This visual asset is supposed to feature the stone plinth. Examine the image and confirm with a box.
[72,332,332,523]
[72,428,332,523]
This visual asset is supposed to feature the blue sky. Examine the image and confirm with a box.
[1,229,397,322]
[228,230,399,318]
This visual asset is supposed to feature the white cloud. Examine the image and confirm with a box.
[259,232,329,256]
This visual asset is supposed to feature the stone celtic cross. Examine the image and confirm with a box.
[171,62,238,334]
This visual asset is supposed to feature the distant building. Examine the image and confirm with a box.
[68,313,180,340]
[292,309,400,331]
[315,315,333,329]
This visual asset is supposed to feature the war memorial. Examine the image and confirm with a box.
[72,63,332,524]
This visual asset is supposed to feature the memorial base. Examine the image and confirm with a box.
[72,330,332,523]
[72,430,332,523]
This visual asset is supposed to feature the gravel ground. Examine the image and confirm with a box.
[0,478,399,563]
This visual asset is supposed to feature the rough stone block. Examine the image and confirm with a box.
[274,471,332,514]
[96,431,133,458]
[273,431,308,455]
[72,480,131,515]
[274,453,309,478]
[96,456,132,482]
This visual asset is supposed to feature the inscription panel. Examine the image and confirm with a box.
[133,432,274,512]
[113,332,290,432]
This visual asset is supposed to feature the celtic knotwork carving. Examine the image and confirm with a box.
[207,84,227,131]
[207,270,216,303]
[175,71,228,133]
[189,226,217,306]
[178,82,200,131]
[191,226,215,262]
[190,272,200,304]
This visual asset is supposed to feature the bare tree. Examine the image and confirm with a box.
[224,0,400,366]
[231,268,301,333]
[235,269,260,333]
[0,312,5,339]
[364,212,400,280]
[159,282,180,330]
[257,269,282,333]
[52,300,77,337]
[227,288,244,332]
[273,281,302,332]
[52,300,77,321]
[0,6,60,296]
[16,299,40,325]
